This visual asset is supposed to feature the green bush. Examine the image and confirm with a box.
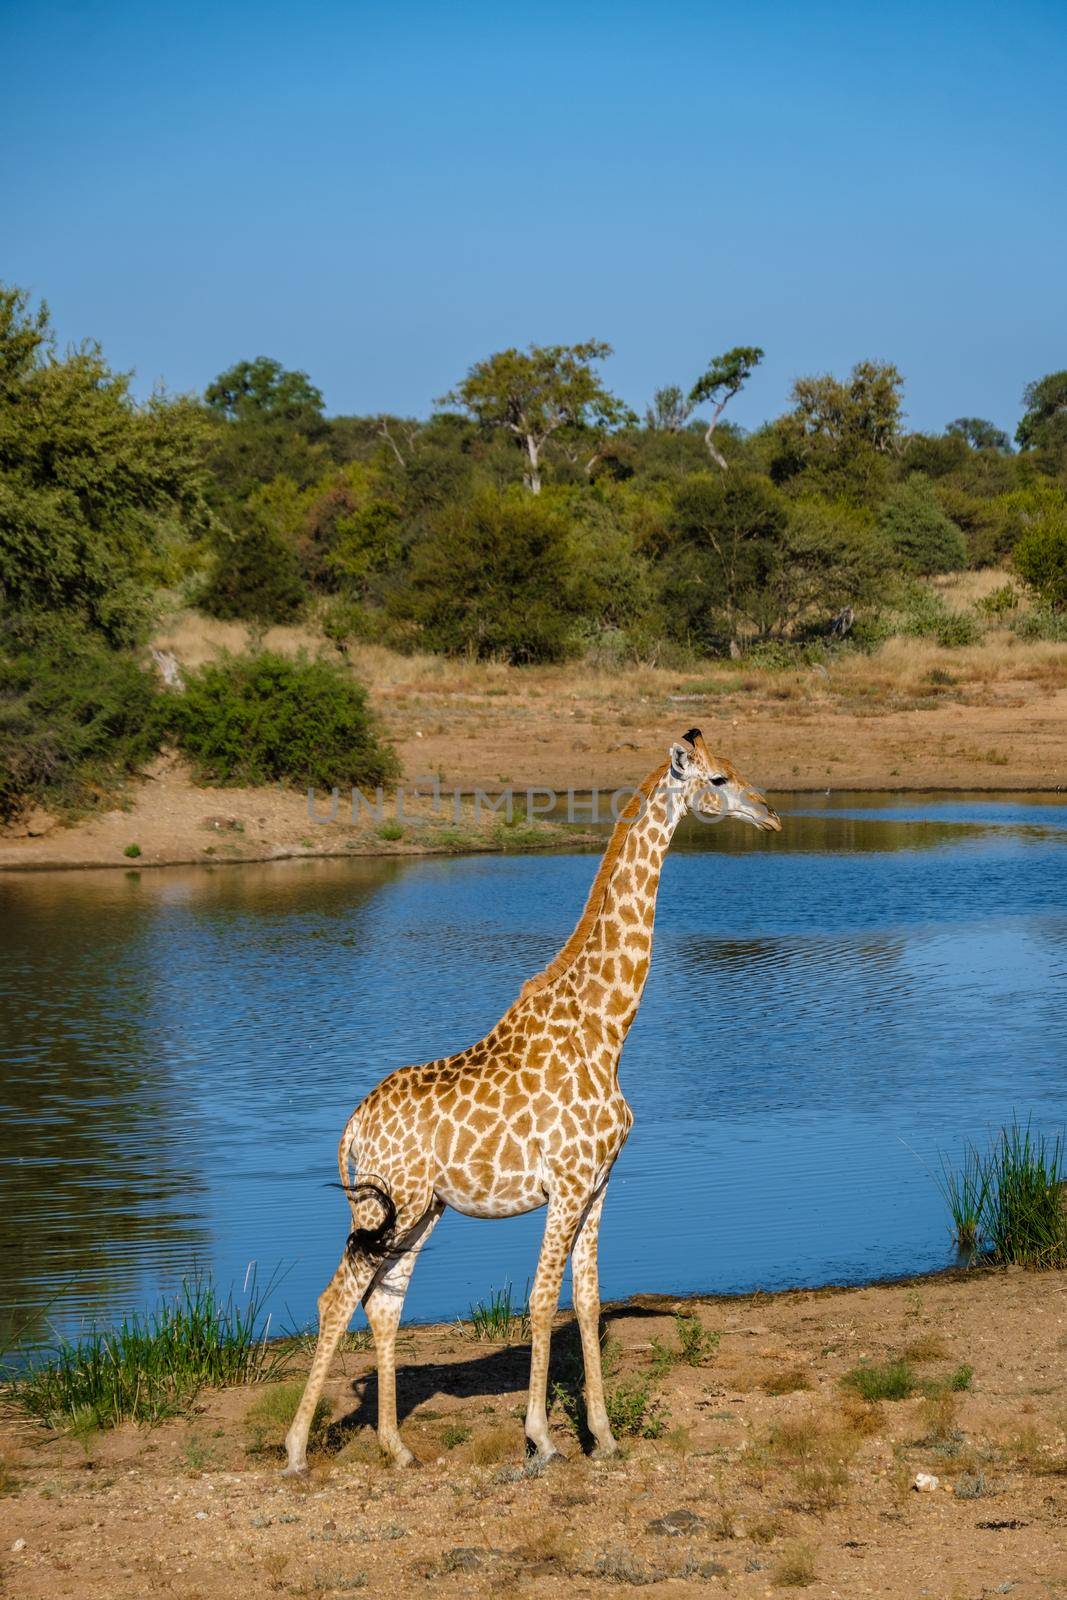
[392,488,581,663]
[1013,521,1067,611]
[1011,607,1067,642]
[166,650,398,790]
[878,475,967,575]
[0,613,163,822]
[199,521,308,624]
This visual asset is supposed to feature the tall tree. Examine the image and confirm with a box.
[441,341,629,493]
[645,384,693,432]
[205,356,325,433]
[787,360,903,455]
[946,417,1012,453]
[0,285,213,643]
[1016,371,1067,452]
[688,346,764,469]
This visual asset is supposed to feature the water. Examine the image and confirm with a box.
[2,792,1065,1354]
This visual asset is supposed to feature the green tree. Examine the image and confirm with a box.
[441,341,631,493]
[199,500,308,623]
[771,360,904,502]
[1010,483,1067,609]
[0,285,213,644]
[878,474,967,574]
[688,346,764,469]
[1016,371,1067,453]
[657,471,787,648]
[946,417,1012,453]
[205,356,325,432]
[393,488,580,661]
[0,612,162,822]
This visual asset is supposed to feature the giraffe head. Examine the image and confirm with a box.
[668,728,781,832]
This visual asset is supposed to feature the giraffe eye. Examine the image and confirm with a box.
[711,775,728,787]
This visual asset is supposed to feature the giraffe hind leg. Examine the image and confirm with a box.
[284,1247,378,1476]
[362,1198,444,1466]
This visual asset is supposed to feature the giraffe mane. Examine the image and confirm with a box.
[515,758,671,1003]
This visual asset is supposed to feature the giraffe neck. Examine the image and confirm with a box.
[566,772,686,1040]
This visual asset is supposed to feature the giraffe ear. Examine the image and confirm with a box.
[669,743,695,781]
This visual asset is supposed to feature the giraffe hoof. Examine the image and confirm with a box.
[525,1444,566,1471]
[281,1463,309,1480]
[591,1440,619,1461]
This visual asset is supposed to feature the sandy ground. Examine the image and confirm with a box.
[1,1270,1064,1599]
[3,594,1066,871]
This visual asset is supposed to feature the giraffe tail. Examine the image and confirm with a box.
[331,1113,399,1262]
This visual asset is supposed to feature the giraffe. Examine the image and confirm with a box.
[284,728,780,1475]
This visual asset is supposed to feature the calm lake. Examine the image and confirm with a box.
[2,792,1066,1355]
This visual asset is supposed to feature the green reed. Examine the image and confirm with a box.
[3,1273,288,1432]
[938,1119,1067,1268]
[465,1282,530,1342]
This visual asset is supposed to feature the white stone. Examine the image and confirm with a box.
[913,1472,939,1493]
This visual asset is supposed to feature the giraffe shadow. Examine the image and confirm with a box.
[323,1305,676,1453]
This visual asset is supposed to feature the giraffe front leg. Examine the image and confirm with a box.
[524,1187,586,1463]
[362,1201,442,1467]
[284,1251,377,1476]
[571,1185,617,1458]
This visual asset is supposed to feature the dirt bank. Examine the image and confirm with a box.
[3,597,1066,871]
[1,1269,1064,1599]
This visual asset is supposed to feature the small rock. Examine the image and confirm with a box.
[914,1472,939,1493]
[195,1510,209,1520]
[11,1539,26,1553]
[648,1508,705,1536]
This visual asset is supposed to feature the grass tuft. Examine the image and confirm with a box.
[937,1119,1067,1267]
[650,1311,720,1375]
[773,1542,817,1587]
[464,1283,530,1343]
[841,1359,917,1402]
[4,1273,287,1432]
[245,1381,332,1454]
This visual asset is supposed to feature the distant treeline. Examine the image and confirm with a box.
[1,283,1066,817]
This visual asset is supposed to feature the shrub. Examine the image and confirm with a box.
[1011,607,1067,642]
[1014,520,1067,611]
[878,475,967,574]
[167,650,398,791]
[935,611,982,648]
[393,488,581,663]
[199,520,308,623]
[0,613,162,822]
[841,1359,917,1401]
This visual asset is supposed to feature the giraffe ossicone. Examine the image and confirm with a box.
[284,730,780,1475]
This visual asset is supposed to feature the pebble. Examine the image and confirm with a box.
[914,1472,940,1493]
[11,1539,26,1553]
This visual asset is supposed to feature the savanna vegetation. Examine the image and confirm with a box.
[2,280,1066,820]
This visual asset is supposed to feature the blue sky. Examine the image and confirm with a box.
[3,0,1064,433]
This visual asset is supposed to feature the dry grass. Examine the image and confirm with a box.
[153,597,1067,731]
[465,1422,518,1466]
[510,1515,580,1568]
[761,1366,812,1395]
[900,1332,948,1363]
[773,1541,817,1587]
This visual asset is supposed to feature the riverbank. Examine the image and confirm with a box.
[3,594,1066,871]
[1,1268,1063,1599]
